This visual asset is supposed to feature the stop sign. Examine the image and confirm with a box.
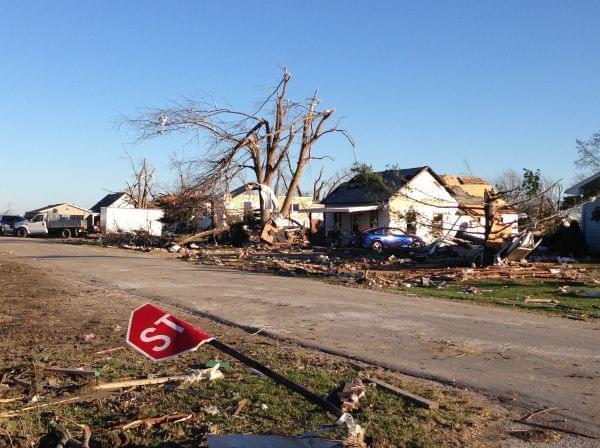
[126,303,213,361]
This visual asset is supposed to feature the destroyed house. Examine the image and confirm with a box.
[321,166,460,245]
[440,175,519,243]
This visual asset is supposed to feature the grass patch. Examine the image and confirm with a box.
[395,278,600,319]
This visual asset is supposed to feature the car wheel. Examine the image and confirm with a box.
[410,240,423,248]
[61,228,72,239]
[371,240,384,253]
[16,228,27,238]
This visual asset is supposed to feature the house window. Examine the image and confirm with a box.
[432,213,443,236]
[292,203,300,212]
[406,209,417,235]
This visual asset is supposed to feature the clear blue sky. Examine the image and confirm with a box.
[1,1,599,213]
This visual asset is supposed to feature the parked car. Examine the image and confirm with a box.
[0,215,24,235]
[353,227,425,253]
[13,214,87,238]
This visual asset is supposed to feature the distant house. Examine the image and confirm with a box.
[25,203,91,220]
[440,175,519,242]
[321,166,459,245]
[193,187,315,230]
[565,173,600,252]
[90,192,163,236]
[226,188,314,227]
[564,172,600,198]
[90,192,134,228]
[90,192,133,213]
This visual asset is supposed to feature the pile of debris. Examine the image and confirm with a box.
[179,244,597,292]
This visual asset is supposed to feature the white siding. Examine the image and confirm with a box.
[100,207,164,237]
[582,199,600,252]
[388,170,460,243]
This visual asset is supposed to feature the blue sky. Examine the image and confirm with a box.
[1,1,599,213]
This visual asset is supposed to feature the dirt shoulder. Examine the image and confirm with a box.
[0,258,508,447]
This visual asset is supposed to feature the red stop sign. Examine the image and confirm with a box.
[126,303,213,361]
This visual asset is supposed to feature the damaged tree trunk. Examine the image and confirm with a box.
[482,190,501,266]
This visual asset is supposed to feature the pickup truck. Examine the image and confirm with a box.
[13,214,87,238]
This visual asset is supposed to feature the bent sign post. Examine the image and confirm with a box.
[126,303,342,417]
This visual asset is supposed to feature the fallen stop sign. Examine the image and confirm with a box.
[127,303,213,361]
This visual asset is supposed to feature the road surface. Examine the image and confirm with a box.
[1,238,599,437]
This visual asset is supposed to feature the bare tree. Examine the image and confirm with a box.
[312,167,351,201]
[493,168,522,203]
[575,131,600,174]
[493,168,561,223]
[2,203,12,215]
[123,151,156,208]
[123,68,353,224]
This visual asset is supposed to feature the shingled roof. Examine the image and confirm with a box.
[323,166,440,205]
[90,192,128,213]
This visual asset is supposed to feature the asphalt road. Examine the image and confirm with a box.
[2,238,599,438]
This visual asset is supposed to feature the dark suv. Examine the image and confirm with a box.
[0,215,24,235]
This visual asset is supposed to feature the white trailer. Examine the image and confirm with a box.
[100,207,164,237]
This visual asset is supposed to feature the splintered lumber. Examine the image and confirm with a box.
[119,413,191,430]
[41,367,100,378]
[95,365,223,391]
[364,377,439,410]
[178,225,229,245]
[0,396,86,418]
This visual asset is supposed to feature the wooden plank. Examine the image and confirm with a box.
[364,377,439,410]
[41,367,100,378]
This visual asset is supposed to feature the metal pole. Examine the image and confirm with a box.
[208,339,342,417]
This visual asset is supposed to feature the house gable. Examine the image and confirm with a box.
[90,192,132,213]
[565,172,600,197]
[25,203,91,220]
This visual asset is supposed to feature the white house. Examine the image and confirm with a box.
[321,167,461,245]
[320,167,519,247]
[565,172,600,252]
[581,199,600,252]
[91,192,164,237]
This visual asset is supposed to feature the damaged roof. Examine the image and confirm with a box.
[440,174,515,215]
[323,166,439,205]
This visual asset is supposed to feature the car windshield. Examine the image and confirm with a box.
[2,216,22,224]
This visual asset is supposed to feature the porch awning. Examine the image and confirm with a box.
[305,205,380,213]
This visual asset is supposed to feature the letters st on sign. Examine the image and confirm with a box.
[126,304,213,361]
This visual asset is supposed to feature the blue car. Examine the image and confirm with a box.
[354,227,425,253]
